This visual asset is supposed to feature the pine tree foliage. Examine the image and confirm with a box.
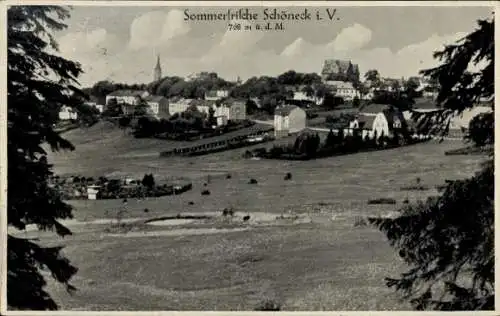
[413,18,494,138]
[369,17,494,311]
[8,6,83,310]
[369,160,493,310]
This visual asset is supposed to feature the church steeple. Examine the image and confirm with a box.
[153,54,162,82]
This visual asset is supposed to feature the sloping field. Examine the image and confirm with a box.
[31,122,487,311]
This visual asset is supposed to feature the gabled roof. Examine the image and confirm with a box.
[108,90,147,97]
[358,103,393,114]
[220,98,246,107]
[385,110,406,130]
[325,80,355,89]
[189,99,216,108]
[357,114,376,130]
[412,98,440,111]
[275,104,301,116]
[321,59,358,75]
[205,90,218,98]
[168,96,184,103]
[144,95,167,103]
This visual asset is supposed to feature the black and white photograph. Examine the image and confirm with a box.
[2,1,496,312]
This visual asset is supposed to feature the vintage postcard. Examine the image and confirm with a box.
[1,1,497,313]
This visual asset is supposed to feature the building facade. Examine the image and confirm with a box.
[292,91,323,105]
[348,104,406,138]
[105,90,150,106]
[59,105,78,120]
[168,98,218,116]
[204,90,229,101]
[321,59,360,82]
[274,105,307,138]
[325,80,359,101]
[168,98,192,116]
[143,95,169,119]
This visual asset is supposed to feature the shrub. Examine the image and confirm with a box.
[254,300,281,311]
[201,189,211,195]
[353,216,368,227]
[400,185,429,191]
[226,173,232,179]
[284,172,292,180]
[243,215,251,221]
[142,173,155,190]
[188,201,194,205]
[222,208,234,217]
[368,198,397,205]
[466,112,494,146]
[248,178,258,184]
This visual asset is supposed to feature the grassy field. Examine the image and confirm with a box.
[25,121,488,311]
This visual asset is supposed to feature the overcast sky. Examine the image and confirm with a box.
[51,5,493,87]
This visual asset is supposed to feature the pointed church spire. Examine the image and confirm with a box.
[155,55,161,69]
[153,54,162,82]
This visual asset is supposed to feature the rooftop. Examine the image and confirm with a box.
[189,99,216,108]
[358,103,393,114]
[357,114,376,130]
[108,90,147,97]
[321,59,355,75]
[219,98,246,107]
[325,81,355,89]
[412,98,440,111]
[275,104,301,116]
[144,95,167,103]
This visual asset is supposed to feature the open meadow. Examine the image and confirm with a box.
[15,122,486,310]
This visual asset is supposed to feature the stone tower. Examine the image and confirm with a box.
[153,55,162,82]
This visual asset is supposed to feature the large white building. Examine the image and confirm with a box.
[204,90,229,101]
[348,104,406,139]
[105,90,150,106]
[213,99,247,126]
[292,91,323,105]
[59,106,78,121]
[274,104,307,138]
[168,98,215,116]
[324,80,359,101]
[168,98,192,116]
[449,105,493,130]
[143,95,169,119]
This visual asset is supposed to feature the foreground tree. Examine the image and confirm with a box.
[8,6,83,310]
[369,17,494,310]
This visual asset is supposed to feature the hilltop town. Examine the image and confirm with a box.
[7,3,495,312]
[60,56,492,150]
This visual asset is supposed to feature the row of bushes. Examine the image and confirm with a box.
[247,129,422,160]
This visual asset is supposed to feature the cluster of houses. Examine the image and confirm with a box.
[291,59,440,105]
[100,89,247,126]
[272,97,493,140]
[48,175,188,200]
[58,96,105,121]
